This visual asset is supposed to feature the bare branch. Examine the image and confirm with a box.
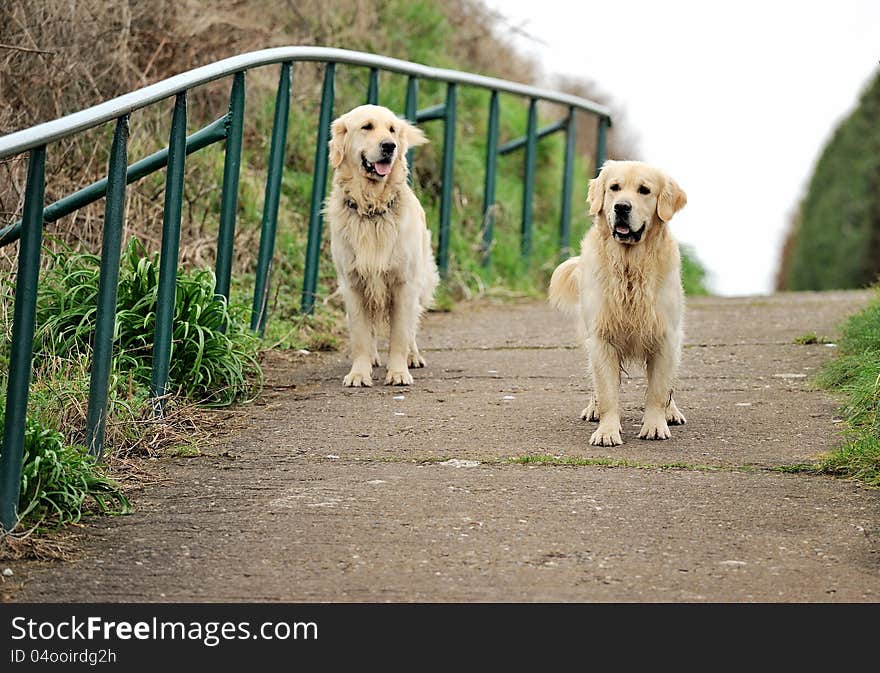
[0,42,54,55]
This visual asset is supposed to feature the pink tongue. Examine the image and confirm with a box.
[374,161,392,176]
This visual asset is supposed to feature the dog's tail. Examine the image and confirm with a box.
[420,228,440,310]
[548,256,581,314]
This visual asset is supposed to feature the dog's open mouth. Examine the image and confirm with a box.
[362,155,393,178]
[612,222,645,243]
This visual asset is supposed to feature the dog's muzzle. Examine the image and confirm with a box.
[361,153,393,178]
[611,219,645,243]
[361,141,396,178]
[611,202,644,243]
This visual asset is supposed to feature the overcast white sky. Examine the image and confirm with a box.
[482,0,880,295]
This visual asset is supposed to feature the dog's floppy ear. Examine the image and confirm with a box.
[657,175,687,222]
[328,115,348,169]
[402,118,429,151]
[587,166,607,216]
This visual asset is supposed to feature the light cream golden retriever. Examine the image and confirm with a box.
[325,104,439,387]
[549,160,688,446]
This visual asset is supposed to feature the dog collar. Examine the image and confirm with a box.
[344,195,397,218]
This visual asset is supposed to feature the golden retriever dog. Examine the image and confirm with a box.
[325,104,439,387]
[548,160,688,446]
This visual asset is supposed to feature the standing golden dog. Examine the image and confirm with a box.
[549,160,688,446]
[325,105,439,387]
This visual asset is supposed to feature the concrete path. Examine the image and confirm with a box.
[12,291,880,602]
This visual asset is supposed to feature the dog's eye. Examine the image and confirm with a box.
[389,125,396,134]
[361,122,374,131]
[609,184,621,192]
[638,185,651,195]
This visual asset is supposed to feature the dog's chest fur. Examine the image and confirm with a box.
[330,195,405,318]
[591,223,676,358]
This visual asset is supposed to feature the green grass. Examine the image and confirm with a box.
[508,454,641,468]
[793,332,831,345]
[815,289,880,485]
[36,239,262,407]
[505,454,727,471]
[0,409,130,529]
[680,244,709,296]
[170,444,201,458]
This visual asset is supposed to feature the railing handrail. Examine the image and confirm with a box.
[0,46,611,160]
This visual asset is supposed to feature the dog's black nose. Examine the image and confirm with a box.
[614,201,632,215]
[381,141,396,155]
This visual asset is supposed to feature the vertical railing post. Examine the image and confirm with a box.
[0,145,46,532]
[521,97,538,261]
[85,115,129,459]
[251,63,291,333]
[300,62,335,315]
[150,92,188,415]
[215,72,246,307]
[480,90,500,267]
[404,76,418,185]
[595,114,609,177]
[558,106,577,260]
[366,68,379,105]
[437,82,457,278]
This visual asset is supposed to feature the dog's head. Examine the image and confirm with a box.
[588,160,687,245]
[329,105,428,182]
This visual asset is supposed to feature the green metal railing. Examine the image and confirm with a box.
[0,47,610,531]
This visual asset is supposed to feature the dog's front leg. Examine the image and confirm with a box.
[342,292,375,387]
[588,339,622,446]
[639,332,681,440]
[385,283,416,385]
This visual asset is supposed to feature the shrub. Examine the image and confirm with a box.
[36,239,262,407]
[1,409,130,528]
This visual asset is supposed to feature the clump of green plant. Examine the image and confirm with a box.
[680,244,709,296]
[815,289,880,485]
[1,409,130,529]
[36,239,262,407]
[793,332,830,345]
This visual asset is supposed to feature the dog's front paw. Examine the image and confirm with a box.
[666,400,686,425]
[385,369,414,386]
[638,413,671,440]
[407,352,426,368]
[590,424,622,446]
[343,371,373,387]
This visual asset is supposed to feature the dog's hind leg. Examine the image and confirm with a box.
[580,395,600,422]
[407,337,426,368]
[665,394,687,425]
[404,299,427,369]
[370,326,382,368]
